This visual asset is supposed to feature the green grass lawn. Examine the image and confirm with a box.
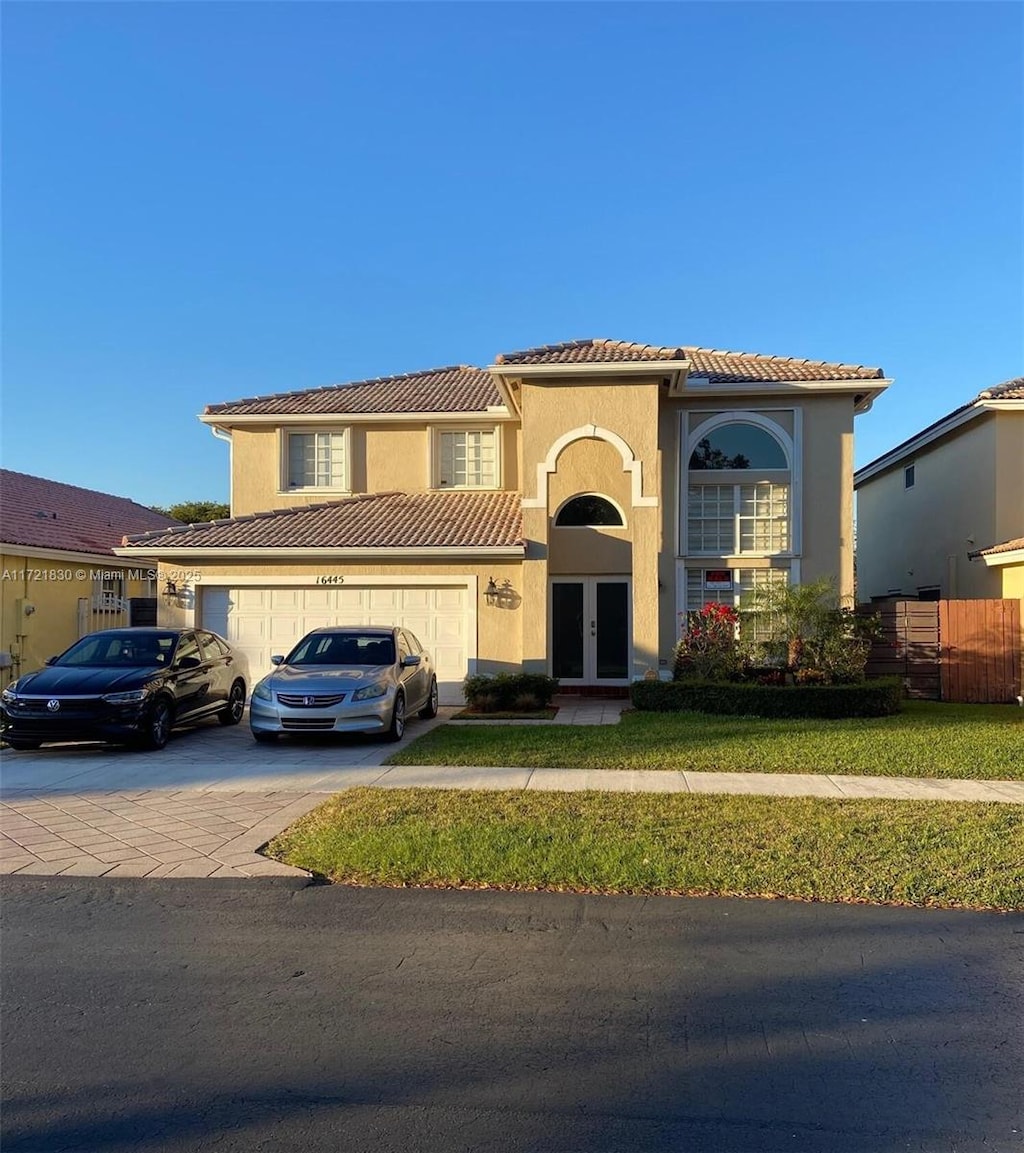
[264,788,1024,910]
[391,701,1023,779]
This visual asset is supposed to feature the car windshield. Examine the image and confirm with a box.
[285,633,395,667]
[55,632,178,668]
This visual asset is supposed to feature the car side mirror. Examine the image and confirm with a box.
[401,654,421,668]
[43,656,57,666]
[270,655,284,666]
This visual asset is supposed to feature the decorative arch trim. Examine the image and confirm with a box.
[521,424,658,509]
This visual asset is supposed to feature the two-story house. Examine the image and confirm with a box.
[117,339,889,702]
[855,377,1023,603]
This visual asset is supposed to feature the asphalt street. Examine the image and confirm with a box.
[2,877,1022,1153]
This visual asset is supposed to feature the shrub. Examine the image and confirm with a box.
[740,578,882,684]
[674,602,743,681]
[463,672,560,711]
[630,677,903,719]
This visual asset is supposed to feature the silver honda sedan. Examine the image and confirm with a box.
[248,626,438,743]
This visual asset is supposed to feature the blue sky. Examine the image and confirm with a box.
[2,2,1021,509]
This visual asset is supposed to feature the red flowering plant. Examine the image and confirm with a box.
[673,602,743,682]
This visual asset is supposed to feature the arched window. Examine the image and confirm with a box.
[688,423,788,470]
[685,416,792,557]
[555,494,624,527]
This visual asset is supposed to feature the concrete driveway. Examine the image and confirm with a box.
[0,709,454,880]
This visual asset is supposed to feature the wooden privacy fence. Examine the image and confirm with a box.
[862,599,1022,704]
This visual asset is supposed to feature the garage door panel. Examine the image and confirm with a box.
[204,583,472,704]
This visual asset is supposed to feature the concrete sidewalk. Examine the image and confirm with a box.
[2,761,1020,883]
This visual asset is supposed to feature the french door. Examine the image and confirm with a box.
[550,577,631,686]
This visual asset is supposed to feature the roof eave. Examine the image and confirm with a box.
[199,409,513,426]
[969,547,1024,567]
[113,545,527,560]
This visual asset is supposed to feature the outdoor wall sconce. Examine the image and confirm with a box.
[484,577,520,610]
[162,578,181,605]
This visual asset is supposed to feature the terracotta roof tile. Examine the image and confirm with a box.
[0,470,180,557]
[977,376,1024,401]
[205,366,501,418]
[122,491,524,551]
[969,536,1024,559]
[495,339,687,365]
[494,338,884,381]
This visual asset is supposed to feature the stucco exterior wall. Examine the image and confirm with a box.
[518,378,663,679]
[994,411,1024,547]
[856,416,1000,601]
[0,553,155,685]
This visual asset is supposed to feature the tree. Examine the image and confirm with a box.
[151,500,230,524]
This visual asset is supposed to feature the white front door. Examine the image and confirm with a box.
[550,577,631,686]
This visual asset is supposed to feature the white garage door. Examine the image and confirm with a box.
[202,584,471,704]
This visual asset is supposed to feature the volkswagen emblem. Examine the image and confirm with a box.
[303,696,314,706]
[47,699,61,712]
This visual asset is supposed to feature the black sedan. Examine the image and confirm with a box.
[0,628,249,752]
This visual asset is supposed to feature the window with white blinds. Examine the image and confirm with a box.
[437,430,497,488]
[287,431,347,489]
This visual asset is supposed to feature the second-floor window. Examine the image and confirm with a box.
[287,430,348,490]
[684,416,793,557]
[437,429,497,488]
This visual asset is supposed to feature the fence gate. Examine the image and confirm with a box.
[939,599,1022,704]
[863,601,941,699]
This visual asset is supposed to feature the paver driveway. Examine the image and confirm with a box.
[0,709,454,880]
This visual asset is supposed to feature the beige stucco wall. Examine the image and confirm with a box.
[856,416,1001,601]
[998,562,1024,601]
[994,410,1024,547]
[518,377,663,679]
[0,553,155,686]
[154,558,524,675]
[547,439,634,575]
[228,422,518,517]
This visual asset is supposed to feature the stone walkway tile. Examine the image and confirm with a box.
[164,860,224,879]
[140,861,188,878]
[99,859,162,878]
[33,844,89,861]
[212,849,278,868]
[92,847,150,865]
[1,856,39,873]
[12,859,79,875]
[148,846,206,865]
[57,860,116,877]
[207,864,249,878]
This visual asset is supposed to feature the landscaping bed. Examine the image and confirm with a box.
[631,677,903,718]
[264,788,1024,910]
[386,701,1023,779]
[451,707,559,721]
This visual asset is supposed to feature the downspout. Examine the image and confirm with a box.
[210,425,234,516]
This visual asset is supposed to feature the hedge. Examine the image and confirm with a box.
[630,678,904,719]
[463,672,561,711]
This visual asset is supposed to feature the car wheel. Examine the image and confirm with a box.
[219,681,246,726]
[140,697,173,751]
[418,676,439,720]
[384,692,406,742]
[3,738,41,751]
[252,730,278,744]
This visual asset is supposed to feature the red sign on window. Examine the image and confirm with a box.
[705,569,733,590]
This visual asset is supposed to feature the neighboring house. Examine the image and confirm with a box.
[117,339,889,701]
[968,536,1024,602]
[854,377,1024,602]
[0,470,180,684]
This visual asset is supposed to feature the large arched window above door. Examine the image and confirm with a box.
[688,422,788,470]
[554,494,625,527]
[685,413,793,557]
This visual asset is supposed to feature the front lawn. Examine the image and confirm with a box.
[264,788,1024,910]
[388,701,1023,779]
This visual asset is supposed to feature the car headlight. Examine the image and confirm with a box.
[1,681,20,703]
[101,689,150,704]
[352,681,388,701]
[252,678,273,701]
